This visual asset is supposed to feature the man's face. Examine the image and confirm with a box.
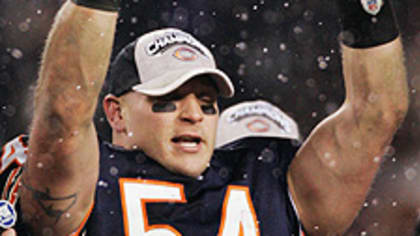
[120,77,219,178]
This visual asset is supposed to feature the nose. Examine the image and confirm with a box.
[179,94,204,124]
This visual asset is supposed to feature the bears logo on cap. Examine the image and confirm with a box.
[246,119,271,133]
[173,47,198,61]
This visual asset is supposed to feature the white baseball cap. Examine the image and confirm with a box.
[106,28,234,97]
[216,100,300,148]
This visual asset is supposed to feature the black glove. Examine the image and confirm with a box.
[71,0,120,12]
[337,0,399,48]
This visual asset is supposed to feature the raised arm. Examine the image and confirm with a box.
[19,1,117,234]
[287,1,409,235]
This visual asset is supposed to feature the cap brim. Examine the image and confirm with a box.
[132,67,234,97]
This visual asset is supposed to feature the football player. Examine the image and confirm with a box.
[0,0,408,235]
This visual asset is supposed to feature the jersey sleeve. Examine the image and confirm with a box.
[0,135,29,234]
[0,135,28,205]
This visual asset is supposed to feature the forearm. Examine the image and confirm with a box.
[338,0,408,127]
[35,0,117,129]
[28,0,117,186]
[28,0,117,200]
[20,1,118,234]
[336,0,409,159]
[341,37,409,142]
[29,0,117,177]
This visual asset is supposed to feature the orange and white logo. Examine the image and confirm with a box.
[246,119,271,133]
[173,47,197,61]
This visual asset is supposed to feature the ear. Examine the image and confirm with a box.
[103,94,126,133]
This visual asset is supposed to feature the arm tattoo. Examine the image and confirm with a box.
[21,178,78,224]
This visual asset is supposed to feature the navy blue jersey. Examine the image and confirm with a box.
[86,137,301,236]
[0,136,303,235]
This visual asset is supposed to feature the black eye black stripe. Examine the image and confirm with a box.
[152,102,217,115]
[152,102,177,112]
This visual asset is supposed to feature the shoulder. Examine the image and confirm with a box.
[0,135,29,202]
[216,137,300,153]
[0,135,29,174]
[0,135,29,231]
[214,137,301,168]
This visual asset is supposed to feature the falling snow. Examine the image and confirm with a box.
[0,1,418,235]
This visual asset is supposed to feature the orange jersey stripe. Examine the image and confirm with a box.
[70,201,95,236]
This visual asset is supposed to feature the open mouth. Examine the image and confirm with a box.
[171,135,202,148]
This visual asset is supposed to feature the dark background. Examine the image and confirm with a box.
[0,0,419,235]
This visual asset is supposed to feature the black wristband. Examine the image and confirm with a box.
[337,0,399,48]
[71,0,120,12]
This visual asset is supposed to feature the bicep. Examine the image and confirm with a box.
[287,107,388,235]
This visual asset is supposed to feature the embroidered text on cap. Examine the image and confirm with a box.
[227,103,292,133]
[146,31,207,56]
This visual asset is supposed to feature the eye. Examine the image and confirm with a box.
[201,104,217,115]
